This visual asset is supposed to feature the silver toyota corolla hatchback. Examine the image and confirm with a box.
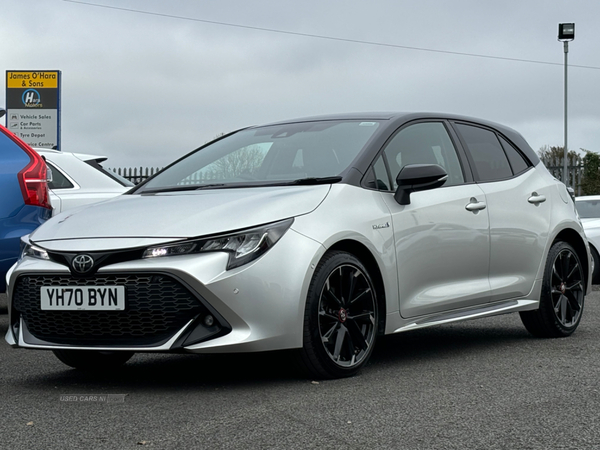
[5,113,591,379]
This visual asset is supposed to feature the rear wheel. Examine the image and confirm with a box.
[53,349,134,370]
[520,241,585,337]
[298,251,378,379]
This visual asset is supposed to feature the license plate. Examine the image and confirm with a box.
[40,286,125,311]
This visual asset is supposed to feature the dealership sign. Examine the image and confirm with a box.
[5,70,61,149]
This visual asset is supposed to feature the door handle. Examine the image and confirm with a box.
[465,198,487,212]
[528,192,546,204]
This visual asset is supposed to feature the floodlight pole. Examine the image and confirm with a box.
[558,23,574,186]
[563,40,569,186]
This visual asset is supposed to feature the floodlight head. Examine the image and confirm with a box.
[558,23,575,41]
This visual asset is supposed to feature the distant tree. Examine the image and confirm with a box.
[180,136,266,184]
[581,149,600,195]
[538,145,580,167]
[538,145,583,187]
[210,145,265,179]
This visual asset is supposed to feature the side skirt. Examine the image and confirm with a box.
[393,299,539,333]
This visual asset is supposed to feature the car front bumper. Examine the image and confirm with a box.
[6,229,324,353]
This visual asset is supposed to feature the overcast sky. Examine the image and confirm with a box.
[2,0,599,168]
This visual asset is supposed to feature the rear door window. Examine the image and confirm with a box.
[455,124,512,182]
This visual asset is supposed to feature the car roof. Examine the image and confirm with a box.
[258,111,515,128]
[35,148,108,164]
[252,112,540,166]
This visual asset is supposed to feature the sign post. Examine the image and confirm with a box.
[5,70,61,150]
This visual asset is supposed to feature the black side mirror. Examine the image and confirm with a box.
[394,164,448,205]
[0,107,5,119]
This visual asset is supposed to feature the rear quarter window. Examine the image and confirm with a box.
[455,123,512,182]
[46,162,75,189]
[499,136,530,175]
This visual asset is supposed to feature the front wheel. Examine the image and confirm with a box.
[53,349,134,370]
[520,241,585,337]
[297,251,378,379]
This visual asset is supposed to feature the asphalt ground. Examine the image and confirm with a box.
[1,290,599,450]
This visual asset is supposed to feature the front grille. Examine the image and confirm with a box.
[13,273,205,346]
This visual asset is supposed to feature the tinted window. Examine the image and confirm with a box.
[383,122,464,190]
[456,124,512,182]
[46,162,74,190]
[499,136,530,175]
[372,155,391,190]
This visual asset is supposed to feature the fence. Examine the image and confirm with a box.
[110,167,226,185]
[541,154,584,196]
[544,165,583,196]
[113,159,587,195]
[110,166,162,185]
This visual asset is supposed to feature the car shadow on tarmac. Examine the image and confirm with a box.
[7,313,537,391]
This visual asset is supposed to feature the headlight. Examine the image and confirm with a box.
[142,218,294,270]
[20,235,50,261]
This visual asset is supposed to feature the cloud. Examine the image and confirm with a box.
[2,0,600,167]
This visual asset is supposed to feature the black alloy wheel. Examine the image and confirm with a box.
[520,241,585,337]
[550,247,585,327]
[299,251,378,379]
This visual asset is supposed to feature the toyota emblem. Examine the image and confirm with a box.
[72,254,94,274]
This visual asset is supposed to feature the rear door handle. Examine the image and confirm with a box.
[465,198,487,212]
[528,192,546,204]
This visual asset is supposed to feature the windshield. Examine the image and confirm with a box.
[576,199,600,219]
[137,120,380,193]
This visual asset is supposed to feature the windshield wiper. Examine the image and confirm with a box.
[288,176,343,185]
[138,178,341,194]
[194,184,227,190]
[139,184,226,194]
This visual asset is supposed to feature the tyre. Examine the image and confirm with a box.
[591,246,600,285]
[520,241,585,337]
[298,251,378,379]
[53,349,134,370]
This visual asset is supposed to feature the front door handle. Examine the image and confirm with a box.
[465,198,487,212]
[528,192,546,204]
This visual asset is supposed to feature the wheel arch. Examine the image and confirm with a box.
[552,228,590,292]
[588,241,600,285]
[588,240,599,262]
[327,239,387,335]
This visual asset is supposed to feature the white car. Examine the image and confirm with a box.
[35,149,133,214]
[575,195,600,283]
